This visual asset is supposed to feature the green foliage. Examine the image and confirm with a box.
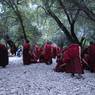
[0,0,95,46]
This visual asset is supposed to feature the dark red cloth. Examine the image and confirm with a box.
[39,47,45,63]
[23,42,32,65]
[81,47,89,70]
[56,47,61,55]
[33,45,41,60]
[63,44,83,74]
[52,47,57,58]
[88,44,95,72]
[0,44,9,67]
[31,53,38,63]
[43,43,52,64]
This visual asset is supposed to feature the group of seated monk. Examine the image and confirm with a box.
[22,39,60,65]
[54,42,95,78]
[1,39,95,79]
[23,39,95,78]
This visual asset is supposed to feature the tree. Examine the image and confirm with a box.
[70,0,95,22]
[0,0,27,40]
[41,0,81,44]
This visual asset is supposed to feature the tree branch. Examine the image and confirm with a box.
[58,0,72,24]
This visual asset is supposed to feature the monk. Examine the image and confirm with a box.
[54,50,64,72]
[33,44,41,62]
[39,47,45,63]
[30,52,38,63]
[43,42,53,65]
[56,47,61,56]
[64,44,83,78]
[51,43,58,58]
[23,39,32,65]
[55,44,83,78]
[81,47,89,70]
[88,42,95,72]
[0,43,9,68]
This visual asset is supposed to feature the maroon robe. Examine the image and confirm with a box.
[43,43,53,64]
[39,47,45,63]
[52,46,57,58]
[23,42,32,65]
[33,45,41,61]
[62,44,83,74]
[0,43,9,67]
[31,52,38,63]
[56,47,61,56]
[88,44,95,72]
[81,47,89,70]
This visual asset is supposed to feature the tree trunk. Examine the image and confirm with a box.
[17,12,27,40]
[70,23,80,44]
[4,0,27,40]
[47,9,74,43]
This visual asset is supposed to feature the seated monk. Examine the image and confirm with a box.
[54,52,64,72]
[33,44,41,62]
[54,48,65,72]
[51,43,58,58]
[30,51,39,63]
[43,42,52,65]
[39,47,45,63]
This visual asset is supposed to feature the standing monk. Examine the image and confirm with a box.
[23,39,32,65]
[59,44,83,78]
[88,42,95,72]
[4,35,17,55]
[0,43,9,68]
[81,47,89,70]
